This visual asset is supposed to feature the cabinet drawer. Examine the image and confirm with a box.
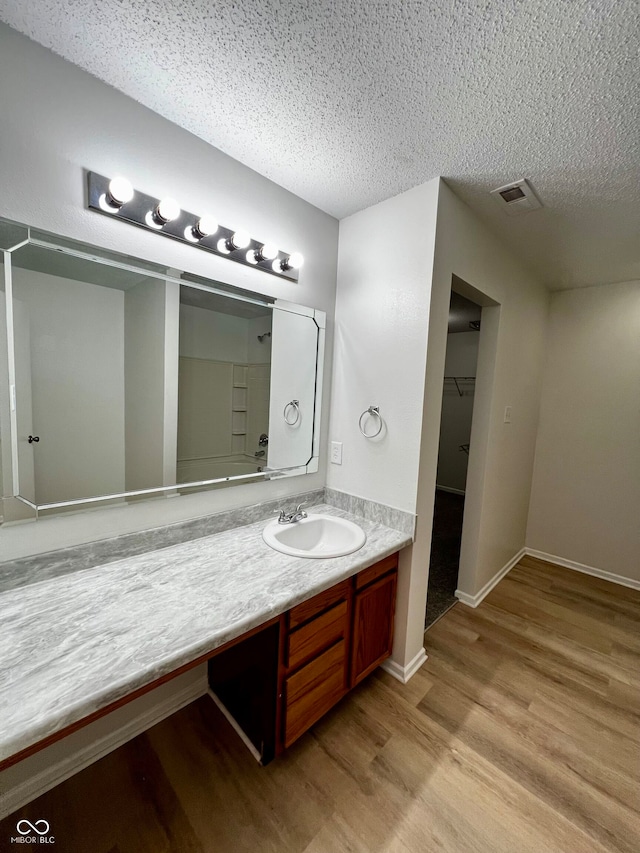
[288,579,350,629]
[356,553,398,590]
[287,600,348,671]
[284,639,347,747]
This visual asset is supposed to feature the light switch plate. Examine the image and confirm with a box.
[504,406,512,424]
[331,441,343,464]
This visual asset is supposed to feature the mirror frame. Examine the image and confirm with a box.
[1,220,325,518]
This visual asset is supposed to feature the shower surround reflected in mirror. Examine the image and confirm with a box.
[177,286,272,486]
[0,220,325,521]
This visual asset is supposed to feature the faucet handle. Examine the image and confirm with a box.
[295,502,307,513]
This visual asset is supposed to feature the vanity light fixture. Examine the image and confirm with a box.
[285,252,304,270]
[186,215,218,242]
[87,171,301,282]
[228,230,251,250]
[154,197,181,224]
[248,242,279,264]
[193,215,218,238]
[217,229,251,254]
[107,176,134,208]
[98,176,134,211]
[273,252,304,273]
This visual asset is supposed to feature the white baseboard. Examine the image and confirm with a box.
[0,678,206,820]
[436,485,466,496]
[381,648,428,684]
[524,549,640,591]
[455,547,526,608]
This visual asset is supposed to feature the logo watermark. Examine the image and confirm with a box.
[10,819,55,844]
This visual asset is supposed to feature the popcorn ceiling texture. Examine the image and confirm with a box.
[0,0,638,289]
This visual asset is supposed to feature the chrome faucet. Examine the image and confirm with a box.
[277,502,308,524]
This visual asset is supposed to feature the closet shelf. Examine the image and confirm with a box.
[444,376,476,397]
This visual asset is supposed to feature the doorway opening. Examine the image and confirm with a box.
[425,288,481,629]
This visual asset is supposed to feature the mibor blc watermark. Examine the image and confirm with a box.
[10,819,56,844]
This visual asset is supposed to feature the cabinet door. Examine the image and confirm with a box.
[350,571,397,687]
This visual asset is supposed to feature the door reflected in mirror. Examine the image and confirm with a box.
[0,223,325,519]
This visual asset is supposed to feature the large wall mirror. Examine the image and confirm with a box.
[0,220,325,521]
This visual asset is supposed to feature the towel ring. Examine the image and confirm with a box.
[359,406,383,438]
[283,399,301,426]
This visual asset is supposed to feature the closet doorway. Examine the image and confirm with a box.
[425,290,481,629]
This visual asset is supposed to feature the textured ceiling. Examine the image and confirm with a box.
[1,0,639,289]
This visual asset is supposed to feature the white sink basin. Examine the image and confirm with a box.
[262,514,366,559]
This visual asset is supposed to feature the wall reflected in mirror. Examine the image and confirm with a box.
[0,256,6,518]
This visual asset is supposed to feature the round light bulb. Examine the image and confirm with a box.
[246,250,258,265]
[230,230,251,250]
[271,258,284,273]
[259,243,279,261]
[155,197,181,223]
[285,252,304,270]
[194,216,217,238]
[107,176,134,207]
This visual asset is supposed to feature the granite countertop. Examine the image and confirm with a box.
[0,504,411,765]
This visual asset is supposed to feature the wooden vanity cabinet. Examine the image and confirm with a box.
[281,580,351,748]
[208,553,399,760]
[279,553,398,749]
[351,570,397,686]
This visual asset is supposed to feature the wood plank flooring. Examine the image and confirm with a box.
[1,555,638,852]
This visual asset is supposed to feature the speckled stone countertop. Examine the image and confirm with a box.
[0,504,411,765]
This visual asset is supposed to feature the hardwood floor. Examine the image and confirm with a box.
[2,555,639,852]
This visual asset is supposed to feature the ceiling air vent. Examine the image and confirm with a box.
[490,178,542,216]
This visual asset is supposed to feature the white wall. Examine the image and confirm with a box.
[335,179,547,672]
[162,283,180,487]
[179,304,250,363]
[0,267,8,504]
[436,331,479,492]
[0,22,338,560]
[527,280,640,582]
[420,181,549,607]
[125,278,178,491]
[248,316,273,364]
[12,268,125,504]
[327,179,440,512]
[327,179,440,675]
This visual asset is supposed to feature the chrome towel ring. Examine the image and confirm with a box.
[359,406,383,438]
[284,399,301,426]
